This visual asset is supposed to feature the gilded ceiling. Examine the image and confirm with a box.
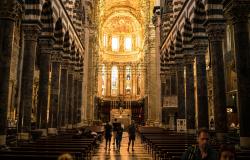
[98,0,154,63]
[103,14,141,34]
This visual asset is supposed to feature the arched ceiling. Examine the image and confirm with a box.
[101,0,142,12]
[102,12,141,34]
[98,0,155,63]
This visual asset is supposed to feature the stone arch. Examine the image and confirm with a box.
[82,5,86,25]
[169,40,175,62]
[79,55,84,73]
[24,0,41,23]
[54,18,64,49]
[40,0,54,37]
[63,31,70,60]
[164,49,169,64]
[160,50,165,72]
[75,49,80,69]
[175,30,182,59]
[182,18,193,51]
[164,49,170,72]
[160,50,165,65]
[70,41,76,62]
[192,0,206,41]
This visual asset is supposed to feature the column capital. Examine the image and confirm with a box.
[206,23,226,41]
[39,37,55,51]
[22,24,41,41]
[175,58,184,66]
[61,59,70,69]
[223,1,250,24]
[184,54,194,65]
[0,1,23,21]
[192,39,208,56]
[51,51,62,62]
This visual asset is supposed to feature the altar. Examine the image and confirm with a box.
[110,108,131,128]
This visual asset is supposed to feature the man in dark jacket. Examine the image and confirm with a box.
[127,120,136,152]
[181,127,217,160]
[115,124,123,152]
[104,121,112,151]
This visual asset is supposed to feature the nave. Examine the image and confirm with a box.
[1,126,250,159]
[92,132,153,160]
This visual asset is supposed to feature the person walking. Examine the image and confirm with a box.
[104,121,112,151]
[115,124,123,152]
[127,120,136,152]
[112,118,119,146]
[181,127,217,160]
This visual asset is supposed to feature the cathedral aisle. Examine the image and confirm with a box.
[92,132,153,160]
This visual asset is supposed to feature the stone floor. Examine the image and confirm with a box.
[92,132,153,160]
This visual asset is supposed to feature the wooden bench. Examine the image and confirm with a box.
[0,129,99,160]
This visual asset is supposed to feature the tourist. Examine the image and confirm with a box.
[218,144,235,160]
[115,124,123,152]
[58,153,73,160]
[112,118,120,146]
[104,121,112,151]
[181,127,217,160]
[127,120,136,152]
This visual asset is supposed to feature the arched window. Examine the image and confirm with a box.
[112,36,119,51]
[101,64,106,96]
[124,37,132,51]
[111,66,118,95]
[125,66,132,94]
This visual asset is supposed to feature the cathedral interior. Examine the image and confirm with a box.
[0,0,250,159]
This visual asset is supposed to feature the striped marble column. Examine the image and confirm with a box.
[192,0,209,128]
[36,1,54,136]
[175,30,185,119]
[36,37,54,134]
[49,18,63,132]
[73,52,80,126]
[205,19,227,140]
[77,57,84,123]
[59,31,70,128]
[18,24,41,139]
[67,43,76,128]
[0,0,23,144]
[224,0,250,148]
[48,51,61,134]
[183,18,195,130]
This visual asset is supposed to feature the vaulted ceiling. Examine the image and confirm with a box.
[98,0,154,62]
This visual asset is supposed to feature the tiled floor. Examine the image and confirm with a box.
[92,132,153,160]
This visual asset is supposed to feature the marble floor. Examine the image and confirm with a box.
[92,132,153,160]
